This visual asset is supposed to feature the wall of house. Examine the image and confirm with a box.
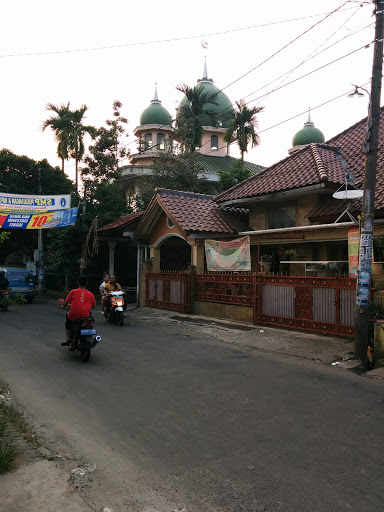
[200,130,227,157]
[149,212,181,246]
[193,301,253,323]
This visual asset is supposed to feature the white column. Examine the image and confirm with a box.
[108,241,117,275]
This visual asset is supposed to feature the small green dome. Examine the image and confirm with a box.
[140,101,172,126]
[177,71,233,128]
[292,114,325,147]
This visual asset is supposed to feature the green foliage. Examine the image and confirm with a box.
[175,84,218,153]
[0,440,18,474]
[0,232,9,246]
[223,100,263,161]
[0,294,26,310]
[217,160,252,192]
[48,101,131,275]
[135,151,211,209]
[373,236,384,261]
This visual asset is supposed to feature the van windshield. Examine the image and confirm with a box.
[6,272,33,282]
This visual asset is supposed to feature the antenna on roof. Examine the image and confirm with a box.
[332,171,363,223]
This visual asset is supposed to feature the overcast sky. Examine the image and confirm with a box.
[0,1,374,181]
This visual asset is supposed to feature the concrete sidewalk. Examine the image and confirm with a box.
[127,306,384,380]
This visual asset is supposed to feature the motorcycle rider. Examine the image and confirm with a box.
[102,274,122,316]
[0,270,9,291]
[61,275,96,346]
[99,274,110,313]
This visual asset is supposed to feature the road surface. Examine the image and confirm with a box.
[0,301,383,512]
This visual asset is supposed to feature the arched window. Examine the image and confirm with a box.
[211,135,218,150]
[144,133,152,149]
[157,133,165,150]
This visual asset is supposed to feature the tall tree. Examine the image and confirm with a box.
[42,102,71,172]
[64,104,97,192]
[223,100,263,162]
[175,84,218,153]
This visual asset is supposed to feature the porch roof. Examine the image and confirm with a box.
[134,188,250,242]
[98,211,144,238]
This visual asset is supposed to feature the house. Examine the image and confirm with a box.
[131,107,384,337]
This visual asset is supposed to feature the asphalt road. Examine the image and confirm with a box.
[1,301,384,512]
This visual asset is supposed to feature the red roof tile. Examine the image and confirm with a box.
[98,211,144,232]
[215,143,348,203]
[157,189,249,233]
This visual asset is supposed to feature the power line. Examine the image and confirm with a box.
[0,5,363,59]
[219,1,352,94]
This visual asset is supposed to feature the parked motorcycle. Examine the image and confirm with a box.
[60,300,101,362]
[105,290,125,326]
[0,290,9,312]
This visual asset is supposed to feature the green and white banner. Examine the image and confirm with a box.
[205,236,251,272]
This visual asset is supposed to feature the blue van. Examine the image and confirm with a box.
[2,268,36,303]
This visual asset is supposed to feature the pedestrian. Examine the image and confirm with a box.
[61,275,96,346]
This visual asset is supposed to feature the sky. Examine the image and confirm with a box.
[0,0,375,181]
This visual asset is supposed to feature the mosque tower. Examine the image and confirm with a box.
[288,110,325,154]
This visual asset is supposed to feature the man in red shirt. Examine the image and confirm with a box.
[61,275,96,346]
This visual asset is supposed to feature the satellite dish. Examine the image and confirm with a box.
[201,40,208,49]
[332,189,363,199]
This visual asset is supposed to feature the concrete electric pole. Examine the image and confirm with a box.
[37,167,45,297]
[354,1,384,367]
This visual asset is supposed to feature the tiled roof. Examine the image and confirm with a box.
[215,107,384,212]
[196,154,265,176]
[98,211,144,232]
[215,143,348,203]
[156,189,250,233]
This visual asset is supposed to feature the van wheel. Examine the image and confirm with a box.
[26,297,33,304]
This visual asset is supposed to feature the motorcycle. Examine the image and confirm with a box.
[105,290,125,326]
[60,300,101,362]
[0,289,9,312]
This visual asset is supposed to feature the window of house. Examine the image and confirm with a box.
[210,135,218,150]
[144,133,152,149]
[268,203,297,229]
[157,133,165,150]
[166,216,175,229]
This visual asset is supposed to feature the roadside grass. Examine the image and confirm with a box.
[0,401,40,448]
[0,384,41,474]
[0,439,18,474]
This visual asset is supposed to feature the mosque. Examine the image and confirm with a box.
[119,62,266,199]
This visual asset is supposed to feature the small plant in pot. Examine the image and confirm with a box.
[142,257,153,270]
[260,254,273,273]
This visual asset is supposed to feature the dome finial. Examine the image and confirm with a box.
[306,107,313,125]
[202,56,208,80]
[151,83,161,104]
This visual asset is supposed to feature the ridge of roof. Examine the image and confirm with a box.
[309,143,328,182]
[98,211,144,232]
[155,188,214,200]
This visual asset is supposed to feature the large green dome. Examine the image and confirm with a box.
[177,64,232,128]
[292,114,325,147]
[140,85,172,126]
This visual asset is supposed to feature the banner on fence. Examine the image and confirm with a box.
[348,228,360,277]
[205,236,251,271]
[0,207,78,229]
[0,192,71,213]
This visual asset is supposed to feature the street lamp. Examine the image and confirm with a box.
[347,84,368,98]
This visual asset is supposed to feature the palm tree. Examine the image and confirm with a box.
[176,84,218,153]
[42,103,71,172]
[64,105,97,191]
[223,100,264,163]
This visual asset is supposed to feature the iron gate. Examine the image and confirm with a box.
[254,275,356,337]
[146,272,191,313]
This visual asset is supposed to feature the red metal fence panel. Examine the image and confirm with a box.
[195,273,253,306]
[146,272,191,313]
[253,275,356,337]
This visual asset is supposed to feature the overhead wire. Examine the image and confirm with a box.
[0,4,364,59]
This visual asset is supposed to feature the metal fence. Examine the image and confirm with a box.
[146,272,191,313]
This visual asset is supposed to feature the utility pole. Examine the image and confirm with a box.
[354,0,384,367]
[37,166,45,297]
